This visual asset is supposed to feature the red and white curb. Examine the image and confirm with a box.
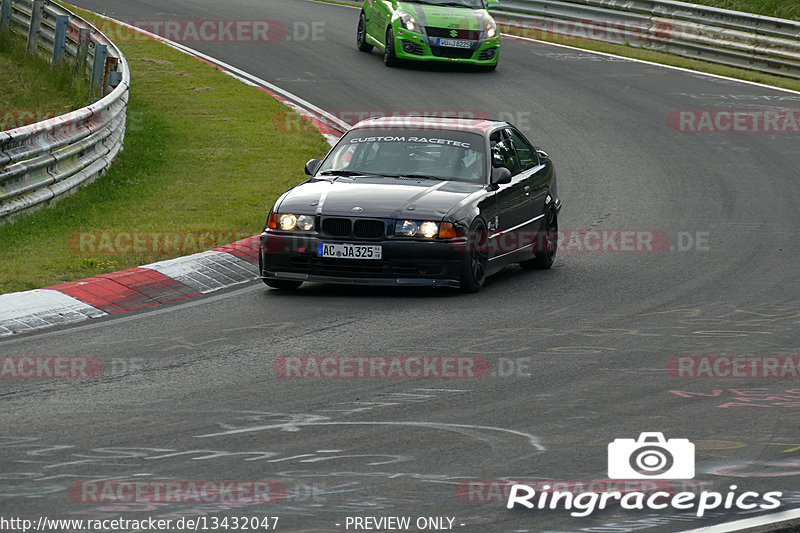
[0,11,349,338]
[0,237,259,337]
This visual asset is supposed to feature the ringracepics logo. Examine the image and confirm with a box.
[507,433,783,517]
[608,432,694,479]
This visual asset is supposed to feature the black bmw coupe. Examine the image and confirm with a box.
[259,116,561,292]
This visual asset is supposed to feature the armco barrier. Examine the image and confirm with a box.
[0,0,128,223]
[493,0,800,79]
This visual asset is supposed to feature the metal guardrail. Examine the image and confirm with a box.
[0,0,129,223]
[494,0,800,79]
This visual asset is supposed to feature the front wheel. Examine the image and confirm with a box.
[460,219,489,293]
[357,13,373,52]
[520,208,558,270]
[263,278,303,290]
[384,27,399,67]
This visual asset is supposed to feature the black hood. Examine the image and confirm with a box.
[277,176,483,220]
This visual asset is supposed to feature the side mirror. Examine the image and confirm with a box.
[305,159,322,176]
[486,0,500,10]
[490,166,512,186]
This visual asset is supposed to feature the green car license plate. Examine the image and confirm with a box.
[436,38,471,48]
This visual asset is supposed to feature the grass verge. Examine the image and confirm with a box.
[0,29,89,130]
[0,11,330,294]
[689,0,799,20]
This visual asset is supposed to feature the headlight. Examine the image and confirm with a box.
[420,222,439,239]
[485,18,497,38]
[297,215,315,231]
[398,11,419,32]
[396,220,440,238]
[396,220,420,237]
[279,214,315,231]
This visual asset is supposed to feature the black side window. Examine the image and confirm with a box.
[490,131,521,175]
[506,128,537,171]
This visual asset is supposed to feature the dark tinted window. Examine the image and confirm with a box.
[506,128,538,171]
[490,130,521,175]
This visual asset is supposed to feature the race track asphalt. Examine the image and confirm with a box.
[1,1,800,531]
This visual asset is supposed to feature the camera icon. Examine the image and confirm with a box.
[608,432,695,479]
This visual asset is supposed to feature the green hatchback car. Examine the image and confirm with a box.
[357,0,501,69]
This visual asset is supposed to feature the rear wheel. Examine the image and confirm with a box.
[384,27,399,67]
[357,13,373,52]
[520,208,558,270]
[262,278,303,290]
[460,219,489,293]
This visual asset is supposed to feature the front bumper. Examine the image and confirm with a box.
[260,231,465,288]
[392,28,500,65]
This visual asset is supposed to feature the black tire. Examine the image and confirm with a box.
[460,219,489,293]
[357,13,373,52]
[383,27,399,67]
[263,278,303,290]
[520,208,557,270]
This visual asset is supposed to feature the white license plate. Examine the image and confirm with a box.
[317,243,382,260]
[436,38,472,48]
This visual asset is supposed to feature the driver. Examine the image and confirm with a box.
[441,144,480,181]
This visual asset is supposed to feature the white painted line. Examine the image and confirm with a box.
[500,32,800,96]
[679,507,800,532]
[198,418,546,451]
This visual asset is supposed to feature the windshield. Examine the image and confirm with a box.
[404,0,486,8]
[318,129,487,183]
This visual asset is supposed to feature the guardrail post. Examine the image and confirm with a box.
[0,0,11,29]
[90,43,107,96]
[75,28,89,78]
[26,0,44,55]
[52,15,69,66]
[108,70,122,89]
[103,56,118,95]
